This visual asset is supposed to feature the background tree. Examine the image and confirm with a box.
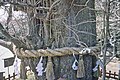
[95,0,120,80]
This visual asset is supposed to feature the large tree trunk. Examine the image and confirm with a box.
[52,0,97,80]
[28,0,97,80]
[0,0,97,80]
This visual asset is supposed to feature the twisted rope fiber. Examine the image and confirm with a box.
[15,47,100,57]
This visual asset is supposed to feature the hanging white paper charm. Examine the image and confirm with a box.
[72,53,78,70]
[72,59,78,70]
[13,55,19,75]
[93,66,98,72]
[93,60,103,72]
[36,57,44,76]
[80,48,91,54]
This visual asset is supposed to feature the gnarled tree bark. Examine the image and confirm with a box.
[0,0,97,80]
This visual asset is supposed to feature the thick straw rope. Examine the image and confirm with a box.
[15,47,100,57]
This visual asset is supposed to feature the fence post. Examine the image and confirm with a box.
[13,73,16,79]
[109,71,111,78]
[13,73,15,79]
[114,72,116,79]
[8,74,10,80]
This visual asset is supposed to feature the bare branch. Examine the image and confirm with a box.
[6,4,12,25]
[0,23,12,39]
[62,21,89,47]
[0,1,49,11]
[70,20,96,27]
[46,0,60,20]
[0,23,27,48]
[85,0,90,6]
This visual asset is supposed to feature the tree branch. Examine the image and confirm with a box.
[0,1,49,11]
[0,23,27,49]
[0,23,12,39]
